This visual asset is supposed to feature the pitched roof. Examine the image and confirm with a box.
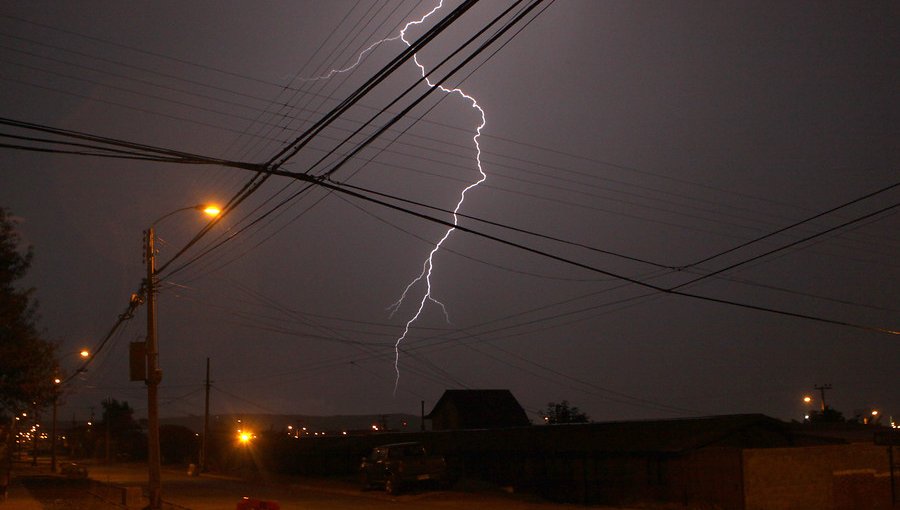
[426,389,530,429]
[527,414,839,453]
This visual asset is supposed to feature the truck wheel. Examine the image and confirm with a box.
[385,474,401,495]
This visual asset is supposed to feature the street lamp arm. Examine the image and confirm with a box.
[149,204,209,227]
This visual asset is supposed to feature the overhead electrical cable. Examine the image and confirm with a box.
[159,0,523,280]
[296,0,531,178]
[678,181,900,271]
[7,19,884,255]
[231,0,400,161]
[264,0,481,169]
[61,292,143,385]
[3,112,894,335]
[283,174,899,335]
[312,0,544,180]
[673,200,900,291]
[201,0,550,282]
[6,12,893,253]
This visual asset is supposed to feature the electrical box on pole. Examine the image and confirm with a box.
[129,342,146,381]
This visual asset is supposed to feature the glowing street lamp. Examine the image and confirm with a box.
[51,348,90,472]
[143,203,219,510]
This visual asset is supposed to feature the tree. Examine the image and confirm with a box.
[160,424,198,465]
[0,206,57,489]
[98,399,145,461]
[807,406,846,424]
[543,400,590,424]
[0,206,58,414]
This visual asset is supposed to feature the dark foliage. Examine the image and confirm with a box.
[0,207,58,415]
[160,424,198,465]
[543,400,590,424]
[808,406,846,424]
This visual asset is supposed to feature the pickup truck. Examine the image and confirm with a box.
[359,442,449,494]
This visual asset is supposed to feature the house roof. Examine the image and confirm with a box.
[426,389,530,429]
[522,414,843,453]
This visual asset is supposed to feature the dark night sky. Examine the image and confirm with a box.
[1,1,897,426]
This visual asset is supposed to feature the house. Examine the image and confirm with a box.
[426,389,530,430]
[423,413,893,510]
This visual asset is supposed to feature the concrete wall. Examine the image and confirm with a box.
[743,443,893,510]
[666,447,745,510]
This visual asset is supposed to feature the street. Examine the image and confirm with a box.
[82,463,623,510]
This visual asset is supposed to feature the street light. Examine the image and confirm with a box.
[51,349,90,472]
[144,204,218,510]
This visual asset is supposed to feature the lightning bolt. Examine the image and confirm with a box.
[387,0,487,395]
[296,0,486,395]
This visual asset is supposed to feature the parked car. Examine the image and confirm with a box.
[359,442,449,494]
[60,462,88,479]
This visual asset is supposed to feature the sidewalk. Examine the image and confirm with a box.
[2,463,46,510]
[3,479,42,510]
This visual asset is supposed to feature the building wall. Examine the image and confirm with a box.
[743,443,892,510]
[666,447,745,510]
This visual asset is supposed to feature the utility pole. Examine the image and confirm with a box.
[105,397,111,464]
[30,406,38,467]
[50,393,58,472]
[145,227,162,510]
[200,357,210,473]
[814,384,832,411]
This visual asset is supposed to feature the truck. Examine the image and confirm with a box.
[359,442,449,494]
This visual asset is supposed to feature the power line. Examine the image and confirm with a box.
[678,181,900,271]
[299,174,899,335]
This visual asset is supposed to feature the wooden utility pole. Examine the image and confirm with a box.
[814,384,832,411]
[105,397,111,464]
[145,227,162,510]
[200,357,210,473]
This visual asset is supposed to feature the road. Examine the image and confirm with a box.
[84,463,624,510]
